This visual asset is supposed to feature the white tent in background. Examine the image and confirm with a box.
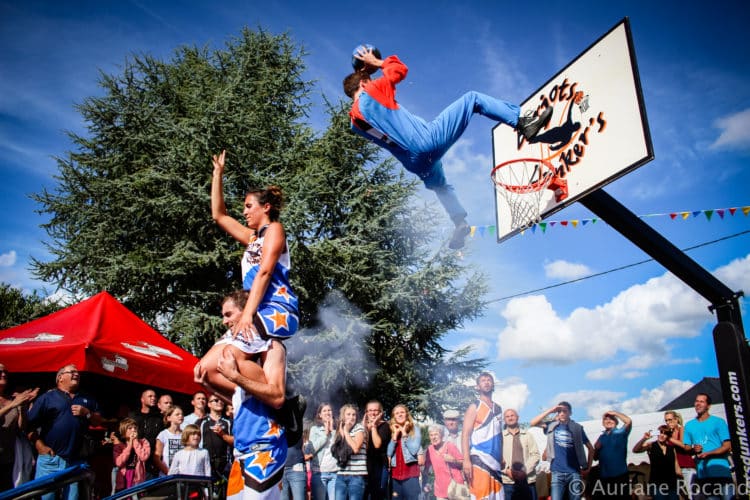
[527,404,728,468]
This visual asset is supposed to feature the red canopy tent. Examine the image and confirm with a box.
[0,291,203,398]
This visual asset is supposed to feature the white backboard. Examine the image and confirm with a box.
[492,18,653,242]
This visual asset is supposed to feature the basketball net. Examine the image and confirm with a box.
[492,158,564,231]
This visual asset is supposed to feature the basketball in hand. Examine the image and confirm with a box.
[352,44,381,74]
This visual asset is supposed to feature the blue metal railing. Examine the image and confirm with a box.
[103,474,213,500]
[0,464,95,500]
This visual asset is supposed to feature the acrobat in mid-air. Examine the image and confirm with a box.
[343,44,552,249]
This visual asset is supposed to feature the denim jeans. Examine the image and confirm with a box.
[397,91,520,221]
[281,468,307,500]
[335,474,366,500]
[504,482,538,500]
[315,471,337,500]
[551,471,582,500]
[36,454,84,500]
[391,476,421,500]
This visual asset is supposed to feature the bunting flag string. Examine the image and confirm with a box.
[468,205,750,239]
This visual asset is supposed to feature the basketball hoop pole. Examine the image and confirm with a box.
[581,189,750,499]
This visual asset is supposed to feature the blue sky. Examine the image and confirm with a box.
[1,0,749,422]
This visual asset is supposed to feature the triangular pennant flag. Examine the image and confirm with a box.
[550,221,557,227]
[592,218,598,224]
[478,226,486,237]
[469,226,477,237]
[692,211,701,218]
[743,206,750,216]
[704,210,714,221]
[488,226,496,235]
[539,222,547,233]
[571,220,579,227]
[531,224,537,233]
[681,212,690,220]
[670,213,677,220]
[582,219,589,226]
[729,208,737,216]
[717,209,725,219]
[561,221,569,226]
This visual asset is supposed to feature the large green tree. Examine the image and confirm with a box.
[0,283,61,329]
[31,28,487,419]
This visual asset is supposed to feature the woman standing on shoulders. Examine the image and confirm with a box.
[387,404,422,500]
[195,150,299,399]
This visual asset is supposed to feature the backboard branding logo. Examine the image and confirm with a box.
[517,79,608,180]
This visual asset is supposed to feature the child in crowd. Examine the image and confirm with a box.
[169,424,211,477]
[155,406,184,476]
[112,417,151,492]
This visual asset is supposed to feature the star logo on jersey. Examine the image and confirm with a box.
[248,450,275,473]
[272,284,292,303]
[265,310,289,332]
[265,419,283,438]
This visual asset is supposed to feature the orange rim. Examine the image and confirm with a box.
[491,157,557,193]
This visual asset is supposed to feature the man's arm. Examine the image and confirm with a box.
[584,440,595,471]
[610,410,632,431]
[461,403,477,481]
[525,432,541,473]
[697,439,731,460]
[217,340,286,409]
[530,406,557,428]
[370,418,389,450]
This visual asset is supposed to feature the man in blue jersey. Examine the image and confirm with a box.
[344,47,552,249]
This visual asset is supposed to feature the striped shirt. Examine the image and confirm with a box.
[338,423,367,475]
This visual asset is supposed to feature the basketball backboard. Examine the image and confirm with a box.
[492,17,653,242]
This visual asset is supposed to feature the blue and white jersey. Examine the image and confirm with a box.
[240,225,299,340]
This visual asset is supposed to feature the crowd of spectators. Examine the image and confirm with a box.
[0,363,738,500]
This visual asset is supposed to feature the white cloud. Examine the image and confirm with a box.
[495,377,531,413]
[549,379,695,419]
[551,389,625,420]
[713,253,750,292]
[586,353,701,381]
[617,379,696,417]
[544,259,592,280]
[0,250,17,267]
[710,108,750,150]
[498,253,750,365]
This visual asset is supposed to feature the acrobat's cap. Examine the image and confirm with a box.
[443,409,460,420]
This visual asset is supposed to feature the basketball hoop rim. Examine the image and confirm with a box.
[491,157,558,193]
